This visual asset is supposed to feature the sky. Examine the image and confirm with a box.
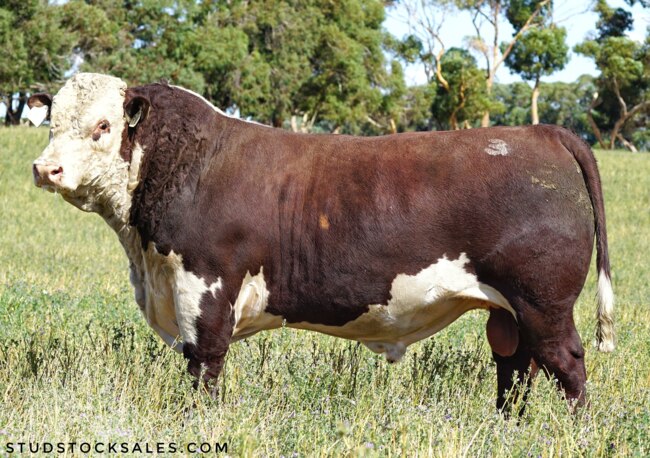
[4,1,649,118]
[384,0,650,86]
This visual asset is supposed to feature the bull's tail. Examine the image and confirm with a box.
[596,267,615,352]
[561,129,615,352]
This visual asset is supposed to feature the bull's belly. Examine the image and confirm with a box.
[231,253,515,362]
[289,296,488,362]
[132,247,515,364]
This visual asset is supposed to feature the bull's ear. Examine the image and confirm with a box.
[124,95,150,128]
[27,93,52,127]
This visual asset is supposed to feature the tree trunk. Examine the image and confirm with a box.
[4,92,27,126]
[609,79,628,150]
[480,109,490,128]
[607,80,650,151]
[450,81,467,130]
[531,76,540,125]
[449,114,459,130]
[473,0,550,129]
[389,118,397,134]
[271,112,283,128]
[587,93,607,149]
[480,75,493,127]
[616,134,638,153]
[609,117,626,150]
[611,79,650,148]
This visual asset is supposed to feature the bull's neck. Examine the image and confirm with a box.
[97,143,146,264]
[98,188,142,270]
[99,191,130,232]
[100,189,147,314]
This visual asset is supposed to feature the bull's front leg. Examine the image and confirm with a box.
[173,273,234,398]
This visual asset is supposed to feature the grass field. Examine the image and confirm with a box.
[1,126,649,457]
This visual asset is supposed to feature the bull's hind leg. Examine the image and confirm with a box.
[486,296,587,412]
[487,308,535,413]
[493,345,534,413]
[480,225,592,411]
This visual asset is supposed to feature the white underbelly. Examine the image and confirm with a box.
[287,254,514,362]
[289,294,500,361]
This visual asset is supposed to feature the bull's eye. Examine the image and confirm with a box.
[92,120,111,141]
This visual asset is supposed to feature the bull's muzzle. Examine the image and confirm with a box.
[33,161,63,189]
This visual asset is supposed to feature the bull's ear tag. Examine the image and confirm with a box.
[27,105,49,127]
[125,95,150,128]
[128,108,142,128]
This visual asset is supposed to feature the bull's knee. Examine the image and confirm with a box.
[183,342,228,385]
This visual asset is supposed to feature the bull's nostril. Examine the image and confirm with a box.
[33,163,63,187]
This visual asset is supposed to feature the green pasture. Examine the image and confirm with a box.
[1,127,649,456]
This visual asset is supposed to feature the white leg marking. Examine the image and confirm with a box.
[131,244,221,349]
[168,253,222,346]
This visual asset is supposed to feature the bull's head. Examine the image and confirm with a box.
[29,73,148,219]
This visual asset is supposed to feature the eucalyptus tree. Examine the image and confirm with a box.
[457,0,552,126]
[63,0,205,92]
[575,0,650,151]
[398,0,556,127]
[65,0,401,134]
[503,24,568,124]
[430,48,492,129]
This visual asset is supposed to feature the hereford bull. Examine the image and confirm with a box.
[29,73,614,410]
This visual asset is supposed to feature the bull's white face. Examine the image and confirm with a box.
[32,73,129,214]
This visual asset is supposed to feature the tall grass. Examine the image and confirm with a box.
[1,127,649,456]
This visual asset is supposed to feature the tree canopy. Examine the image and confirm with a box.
[53,0,402,133]
[430,48,491,130]
[575,0,650,150]
[503,25,568,124]
[1,0,648,151]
